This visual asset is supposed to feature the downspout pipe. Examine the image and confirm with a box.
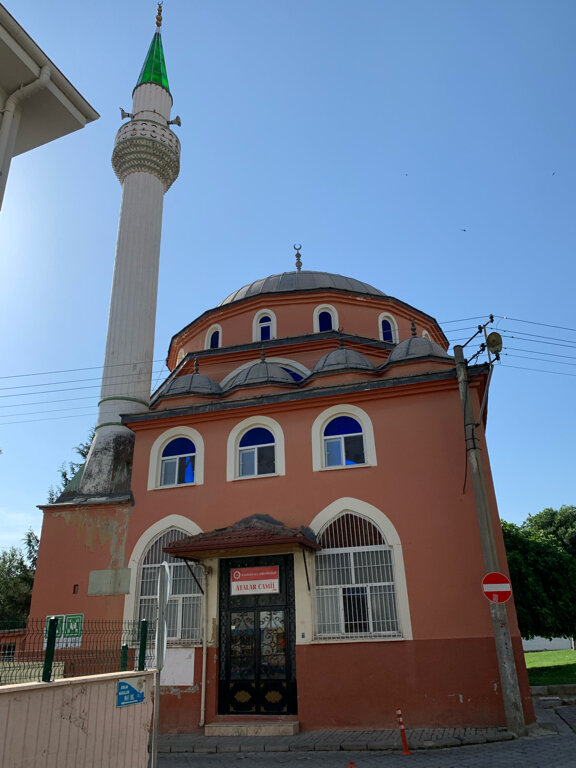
[0,65,51,204]
[198,562,209,728]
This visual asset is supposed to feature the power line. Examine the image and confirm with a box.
[1,411,98,427]
[0,358,169,381]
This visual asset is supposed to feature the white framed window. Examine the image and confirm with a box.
[422,330,431,341]
[252,309,277,342]
[314,513,400,639]
[148,427,205,489]
[238,427,275,477]
[227,416,286,481]
[160,437,196,486]
[313,304,339,333]
[378,313,398,344]
[138,528,204,645]
[205,324,222,350]
[311,404,377,472]
[176,348,186,364]
[323,416,365,467]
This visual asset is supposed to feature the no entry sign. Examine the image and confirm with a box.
[482,572,512,603]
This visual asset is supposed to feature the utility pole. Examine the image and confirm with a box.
[453,344,526,736]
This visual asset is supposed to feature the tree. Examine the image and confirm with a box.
[523,505,576,559]
[501,520,576,639]
[0,529,38,627]
[47,429,94,502]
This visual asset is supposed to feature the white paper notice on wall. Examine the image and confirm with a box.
[230,566,279,595]
[161,648,195,686]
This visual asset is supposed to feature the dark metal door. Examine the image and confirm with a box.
[218,554,297,715]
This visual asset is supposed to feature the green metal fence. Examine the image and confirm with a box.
[0,618,153,686]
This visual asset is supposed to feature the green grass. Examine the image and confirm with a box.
[524,649,576,686]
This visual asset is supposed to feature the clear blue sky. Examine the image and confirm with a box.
[1,0,575,551]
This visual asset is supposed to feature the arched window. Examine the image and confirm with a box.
[252,310,277,342]
[422,330,431,341]
[378,313,398,344]
[205,324,222,350]
[311,405,376,472]
[319,311,333,332]
[238,427,275,477]
[323,416,365,467]
[258,315,272,341]
[381,319,393,342]
[138,528,203,643]
[315,513,399,638]
[313,304,339,333]
[160,437,196,486]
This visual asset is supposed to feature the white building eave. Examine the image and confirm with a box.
[0,4,99,156]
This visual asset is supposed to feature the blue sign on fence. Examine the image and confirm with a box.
[117,678,145,707]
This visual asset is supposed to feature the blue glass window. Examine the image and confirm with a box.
[209,330,220,349]
[258,315,272,341]
[282,367,303,382]
[323,417,365,467]
[318,310,334,332]
[381,319,394,343]
[239,428,275,477]
[161,438,196,485]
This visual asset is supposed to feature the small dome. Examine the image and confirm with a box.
[226,361,297,389]
[219,270,386,306]
[388,336,451,363]
[314,347,376,373]
[163,372,222,396]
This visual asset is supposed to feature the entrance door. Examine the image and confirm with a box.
[218,554,297,715]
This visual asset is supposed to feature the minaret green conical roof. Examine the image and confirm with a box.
[136,6,170,93]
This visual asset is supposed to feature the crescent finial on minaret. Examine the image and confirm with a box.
[156,2,163,28]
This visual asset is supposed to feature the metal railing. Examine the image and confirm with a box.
[0,618,154,686]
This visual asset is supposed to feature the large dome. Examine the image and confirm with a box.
[219,270,386,306]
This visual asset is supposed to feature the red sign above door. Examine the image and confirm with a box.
[231,566,280,595]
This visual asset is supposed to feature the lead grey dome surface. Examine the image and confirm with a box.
[314,347,376,373]
[219,270,386,306]
[226,361,297,389]
[388,336,451,363]
[162,373,222,396]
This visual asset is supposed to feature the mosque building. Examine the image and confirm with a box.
[29,8,534,734]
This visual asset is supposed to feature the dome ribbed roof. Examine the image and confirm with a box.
[163,372,222,396]
[226,361,297,389]
[388,336,451,363]
[219,270,386,306]
[313,347,376,373]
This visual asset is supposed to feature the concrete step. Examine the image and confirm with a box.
[204,721,299,737]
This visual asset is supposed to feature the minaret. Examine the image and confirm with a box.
[79,5,180,496]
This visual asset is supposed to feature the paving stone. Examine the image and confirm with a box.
[289,743,314,751]
[215,743,240,753]
[341,743,367,751]
[313,744,341,751]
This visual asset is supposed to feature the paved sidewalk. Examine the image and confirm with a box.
[155,698,576,768]
[158,724,518,755]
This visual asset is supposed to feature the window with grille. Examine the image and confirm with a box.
[315,513,400,639]
[160,438,196,486]
[138,529,203,644]
[323,416,365,467]
[238,427,276,477]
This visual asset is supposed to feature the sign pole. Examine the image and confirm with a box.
[454,345,525,735]
[151,562,170,768]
